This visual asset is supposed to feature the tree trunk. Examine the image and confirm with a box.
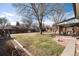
[39,22,42,35]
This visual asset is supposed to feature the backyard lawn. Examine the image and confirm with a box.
[11,33,64,56]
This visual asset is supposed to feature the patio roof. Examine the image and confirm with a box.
[54,3,79,27]
[57,18,79,25]
[58,22,79,27]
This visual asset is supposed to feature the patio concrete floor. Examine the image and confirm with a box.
[54,36,72,46]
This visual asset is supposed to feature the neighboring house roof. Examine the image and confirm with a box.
[0,26,13,30]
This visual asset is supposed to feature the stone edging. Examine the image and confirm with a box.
[11,39,32,56]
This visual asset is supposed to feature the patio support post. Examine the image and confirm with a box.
[64,27,67,35]
[72,26,75,36]
[59,26,62,35]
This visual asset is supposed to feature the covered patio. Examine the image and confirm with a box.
[55,3,79,36]
[57,19,79,36]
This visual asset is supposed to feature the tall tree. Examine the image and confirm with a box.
[52,4,66,23]
[6,22,11,27]
[16,21,20,26]
[22,17,33,29]
[13,3,45,34]
[0,17,8,29]
[12,3,66,34]
[51,4,66,34]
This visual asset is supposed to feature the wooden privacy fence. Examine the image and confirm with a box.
[61,37,76,56]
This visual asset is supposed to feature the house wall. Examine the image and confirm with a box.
[59,26,79,36]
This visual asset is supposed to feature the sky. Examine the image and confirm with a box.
[0,3,74,25]
[0,3,21,25]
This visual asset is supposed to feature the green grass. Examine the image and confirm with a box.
[11,33,64,56]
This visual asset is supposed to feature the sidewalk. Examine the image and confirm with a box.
[75,39,79,56]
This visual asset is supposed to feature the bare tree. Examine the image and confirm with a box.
[12,3,45,34]
[0,17,8,38]
[16,21,20,26]
[6,22,11,27]
[51,4,66,34]
[52,5,66,23]
[12,3,66,34]
[0,17,8,30]
[21,17,33,29]
[32,23,39,32]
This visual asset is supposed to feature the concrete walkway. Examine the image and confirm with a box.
[54,36,79,56]
[54,36,77,56]
[75,39,79,56]
[61,37,76,56]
